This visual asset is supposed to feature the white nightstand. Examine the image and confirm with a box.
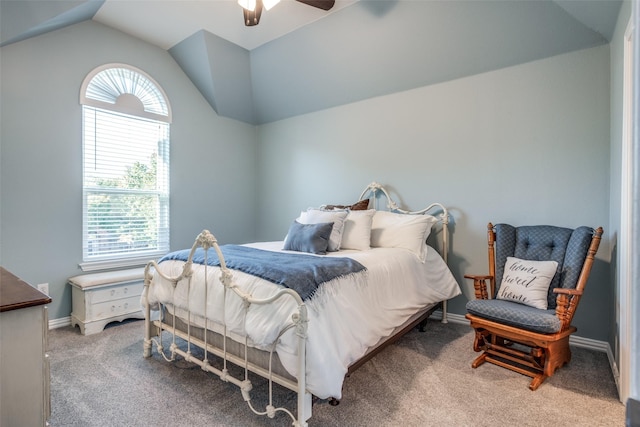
[69,268,146,335]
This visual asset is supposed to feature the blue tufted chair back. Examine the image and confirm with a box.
[493,224,594,309]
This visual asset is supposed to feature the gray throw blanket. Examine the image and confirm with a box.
[159,245,366,301]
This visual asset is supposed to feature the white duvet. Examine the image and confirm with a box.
[145,241,461,399]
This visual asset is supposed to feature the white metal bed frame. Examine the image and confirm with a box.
[142,182,451,426]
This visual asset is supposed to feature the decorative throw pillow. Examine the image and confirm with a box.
[283,221,334,255]
[340,209,375,251]
[298,209,349,251]
[323,199,370,211]
[370,211,438,261]
[496,257,559,310]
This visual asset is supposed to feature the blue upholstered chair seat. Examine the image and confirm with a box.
[466,299,561,334]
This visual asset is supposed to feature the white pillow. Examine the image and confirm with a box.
[298,209,348,252]
[496,257,559,310]
[340,209,375,251]
[371,211,438,261]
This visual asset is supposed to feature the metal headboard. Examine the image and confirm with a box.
[358,181,451,322]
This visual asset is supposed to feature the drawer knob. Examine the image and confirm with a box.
[124,287,128,294]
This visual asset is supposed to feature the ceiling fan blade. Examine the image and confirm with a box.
[295,0,335,11]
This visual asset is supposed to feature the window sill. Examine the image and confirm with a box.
[79,253,165,272]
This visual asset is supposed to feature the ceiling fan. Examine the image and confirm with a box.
[238,0,336,27]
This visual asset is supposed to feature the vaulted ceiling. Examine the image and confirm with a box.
[0,0,622,125]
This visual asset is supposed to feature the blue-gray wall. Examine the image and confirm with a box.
[256,45,612,341]
[0,21,258,320]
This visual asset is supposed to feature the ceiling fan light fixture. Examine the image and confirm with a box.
[241,0,263,26]
[239,0,332,27]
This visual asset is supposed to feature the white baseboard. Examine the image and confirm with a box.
[49,316,72,330]
[570,334,609,352]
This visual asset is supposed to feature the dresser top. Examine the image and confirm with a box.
[0,267,51,312]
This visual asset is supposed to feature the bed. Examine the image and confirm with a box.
[142,182,461,426]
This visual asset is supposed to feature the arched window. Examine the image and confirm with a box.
[80,64,171,270]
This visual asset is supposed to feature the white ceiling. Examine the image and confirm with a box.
[93,0,358,51]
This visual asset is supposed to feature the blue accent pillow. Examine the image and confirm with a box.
[283,220,334,255]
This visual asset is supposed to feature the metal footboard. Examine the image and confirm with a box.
[142,230,312,426]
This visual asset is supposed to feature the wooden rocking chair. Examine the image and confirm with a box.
[464,223,603,390]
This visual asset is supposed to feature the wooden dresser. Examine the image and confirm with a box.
[0,267,52,427]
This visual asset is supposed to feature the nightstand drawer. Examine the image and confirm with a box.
[86,294,142,321]
[90,281,144,304]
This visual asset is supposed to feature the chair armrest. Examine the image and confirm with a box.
[553,288,583,330]
[464,274,493,300]
[553,288,582,296]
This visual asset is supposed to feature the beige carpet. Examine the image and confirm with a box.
[48,319,624,426]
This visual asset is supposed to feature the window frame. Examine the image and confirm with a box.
[79,64,171,272]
